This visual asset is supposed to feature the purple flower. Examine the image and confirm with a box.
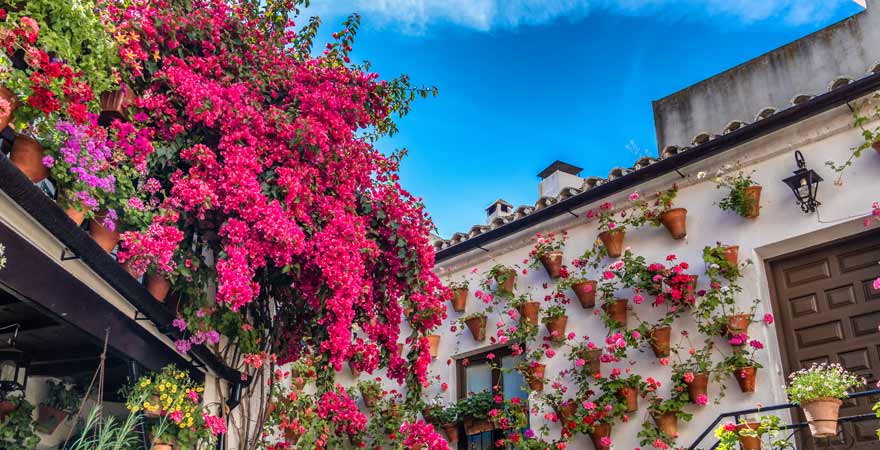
[174,339,192,354]
[523,429,535,439]
[42,156,54,167]
[172,318,187,332]
[205,330,220,345]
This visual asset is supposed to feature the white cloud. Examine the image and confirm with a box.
[304,0,860,33]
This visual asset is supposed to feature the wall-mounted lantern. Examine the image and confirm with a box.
[0,324,28,393]
[782,150,823,214]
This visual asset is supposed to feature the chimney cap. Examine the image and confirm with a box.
[537,160,583,179]
[485,198,513,213]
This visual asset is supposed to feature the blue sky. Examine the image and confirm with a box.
[306,1,865,238]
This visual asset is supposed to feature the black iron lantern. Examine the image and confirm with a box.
[782,150,823,213]
[0,324,28,393]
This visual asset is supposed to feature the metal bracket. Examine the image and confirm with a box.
[476,245,490,253]
[565,208,579,218]
[674,168,686,179]
[60,248,79,261]
[133,311,152,322]
[189,358,206,369]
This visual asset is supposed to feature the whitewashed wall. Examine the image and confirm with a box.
[425,99,880,450]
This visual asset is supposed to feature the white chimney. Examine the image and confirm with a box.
[486,198,514,223]
[538,160,583,198]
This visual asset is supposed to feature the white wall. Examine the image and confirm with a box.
[428,100,880,450]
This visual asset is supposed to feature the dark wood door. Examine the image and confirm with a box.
[769,230,880,450]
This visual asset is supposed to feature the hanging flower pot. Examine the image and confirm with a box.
[539,251,564,278]
[686,373,709,404]
[89,213,120,252]
[723,245,739,266]
[801,398,842,438]
[348,361,361,377]
[516,301,541,325]
[578,348,602,375]
[144,395,162,417]
[726,314,752,338]
[362,391,380,409]
[736,423,762,450]
[426,335,441,357]
[526,363,545,392]
[734,366,757,393]
[743,186,762,219]
[572,280,598,308]
[589,423,613,450]
[598,230,625,258]
[265,401,277,418]
[602,299,628,328]
[465,315,487,342]
[872,140,880,154]
[441,423,459,443]
[660,208,688,239]
[652,412,678,437]
[64,205,90,226]
[463,417,495,435]
[35,404,69,434]
[0,86,20,131]
[99,83,137,126]
[555,402,576,425]
[649,326,672,358]
[145,273,172,302]
[495,269,517,294]
[284,427,302,444]
[451,288,468,312]
[10,134,48,182]
[544,315,568,343]
[618,387,639,412]
[0,400,15,420]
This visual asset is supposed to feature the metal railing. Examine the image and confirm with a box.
[688,388,880,450]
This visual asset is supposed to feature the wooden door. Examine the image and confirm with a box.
[768,230,880,450]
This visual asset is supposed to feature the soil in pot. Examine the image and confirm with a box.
[35,404,69,434]
[89,214,120,252]
[451,288,468,312]
[686,373,709,404]
[619,387,639,412]
[540,251,564,278]
[517,301,541,326]
[545,315,568,343]
[653,412,678,437]
[526,363,546,391]
[572,280,598,308]
[660,208,688,240]
[801,397,842,438]
[465,316,487,342]
[145,273,172,302]
[495,269,517,294]
[441,423,459,443]
[649,326,672,358]
[736,423,762,450]
[598,230,625,258]
[589,423,613,450]
[734,366,757,393]
[10,135,48,182]
[743,186,762,219]
[602,299,628,329]
[426,334,441,357]
[723,246,739,266]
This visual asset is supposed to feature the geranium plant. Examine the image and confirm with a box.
[714,416,791,450]
[708,169,762,218]
[0,394,38,450]
[528,231,568,278]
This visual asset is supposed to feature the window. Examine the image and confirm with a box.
[455,347,527,450]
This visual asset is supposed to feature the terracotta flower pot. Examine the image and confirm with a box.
[873,140,880,154]
[736,423,762,450]
[145,273,171,302]
[540,251,564,278]
[686,373,709,404]
[726,314,752,338]
[265,401,276,418]
[152,445,173,450]
[556,402,577,424]
[723,245,739,266]
[602,299,628,329]
[618,387,639,412]
[65,206,89,226]
[89,214,121,252]
[545,315,568,342]
[660,208,688,240]
[653,412,678,437]
[36,404,69,434]
[649,326,672,358]
[284,427,301,443]
[526,363,546,392]
[572,280,598,308]
[598,230,625,258]
[426,334,441,357]
[463,417,495,435]
[0,400,15,420]
[99,83,137,126]
[0,86,20,130]
[451,288,468,312]
[517,301,541,325]
[362,391,380,409]
[10,134,48,182]
[734,366,757,393]
[743,186,762,219]
[465,316,487,342]
[495,269,517,294]
[589,423,612,450]
[441,423,459,442]
[579,348,602,375]
[801,397,842,438]
[349,361,361,377]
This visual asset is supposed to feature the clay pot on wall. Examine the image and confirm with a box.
[465,316,487,342]
[540,251,564,278]
[602,299,628,329]
[726,314,752,338]
[579,348,602,375]
[349,361,361,377]
[801,398,843,438]
[89,213,120,252]
[649,326,672,358]
[526,363,546,392]
[572,280,598,308]
[557,402,577,424]
[426,335,441,357]
[589,423,613,450]
[35,404,69,434]
[99,83,137,126]
[463,417,495,435]
[872,140,880,154]
[653,412,678,437]
[723,245,739,266]
[65,205,90,226]
[545,315,568,343]
[441,423,459,443]
[598,230,625,258]
[686,373,710,404]
[10,134,48,182]
[145,273,172,302]
[516,302,540,325]
[743,186,762,218]
[660,208,688,239]
[495,269,517,294]
[618,387,639,413]
[734,366,757,393]
[451,288,468,312]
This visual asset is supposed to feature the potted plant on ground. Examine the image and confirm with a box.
[718,339,764,393]
[0,395,39,450]
[528,231,567,279]
[36,379,80,434]
[785,363,865,438]
[710,169,762,219]
[447,278,470,313]
[461,312,488,342]
[457,391,496,435]
[714,416,791,450]
[357,379,383,409]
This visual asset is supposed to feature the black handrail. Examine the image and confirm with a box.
[688,388,880,450]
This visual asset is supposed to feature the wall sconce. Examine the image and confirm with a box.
[0,324,28,393]
[782,150,823,214]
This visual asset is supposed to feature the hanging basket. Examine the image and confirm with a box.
[801,397,842,438]
[598,230,625,258]
[539,251,564,278]
[660,208,688,240]
[572,280,598,308]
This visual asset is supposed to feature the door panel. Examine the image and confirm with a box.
[769,231,880,450]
